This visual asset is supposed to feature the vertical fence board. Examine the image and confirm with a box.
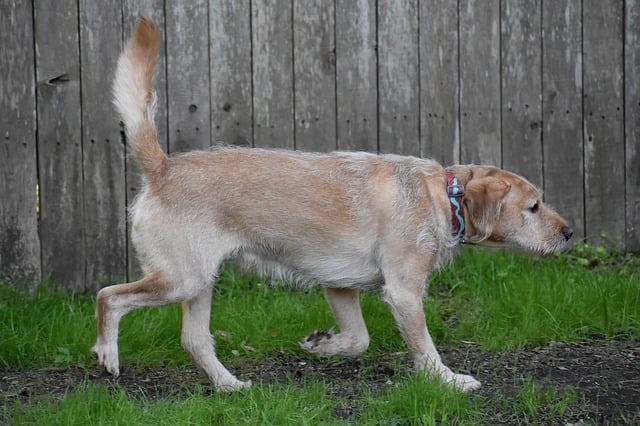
[252,0,294,149]
[583,0,625,244]
[420,0,459,165]
[501,0,542,186]
[79,0,126,291]
[293,0,336,152]
[34,0,84,289]
[210,0,252,147]
[122,2,168,280]
[625,0,640,252]
[542,0,584,238]
[166,0,211,153]
[335,0,377,152]
[378,0,420,155]
[459,0,501,165]
[0,1,41,284]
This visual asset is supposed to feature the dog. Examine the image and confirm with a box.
[92,17,573,393]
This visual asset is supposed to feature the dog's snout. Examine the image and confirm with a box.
[561,226,573,241]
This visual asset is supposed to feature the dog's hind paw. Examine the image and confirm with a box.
[300,328,369,357]
[91,343,120,378]
[299,328,335,355]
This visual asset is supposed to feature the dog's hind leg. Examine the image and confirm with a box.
[300,287,370,357]
[181,285,250,391]
[92,272,173,377]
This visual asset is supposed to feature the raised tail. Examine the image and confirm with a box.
[113,16,167,183]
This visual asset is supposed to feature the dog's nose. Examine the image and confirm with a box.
[561,226,573,241]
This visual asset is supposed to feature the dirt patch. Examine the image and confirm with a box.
[2,340,639,424]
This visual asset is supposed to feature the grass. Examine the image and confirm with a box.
[1,245,639,424]
[9,381,336,425]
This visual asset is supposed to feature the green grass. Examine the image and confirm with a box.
[1,245,639,424]
[430,247,640,350]
[9,381,336,425]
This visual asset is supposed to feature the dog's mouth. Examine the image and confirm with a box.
[476,233,573,257]
[517,235,573,257]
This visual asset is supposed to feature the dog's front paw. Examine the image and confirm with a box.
[91,342,120,377]
[448,373,481,392]
[217,379,252,393]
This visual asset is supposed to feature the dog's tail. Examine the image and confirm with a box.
[113,16,167,183]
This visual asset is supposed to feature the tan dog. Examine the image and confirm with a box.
[92,17,573,392]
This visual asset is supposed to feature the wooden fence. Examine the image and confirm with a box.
[1,0,639,292]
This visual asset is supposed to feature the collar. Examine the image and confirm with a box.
[446,172,465,238]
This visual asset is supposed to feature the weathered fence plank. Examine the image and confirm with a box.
[123,1,168,280]
[501,0,542,187]
[583,0,625,244]
[252,0,294,149]
[625,0,640,252]
[34,1,84,289]
[79,0,127,291]
[0,1,41,284]
[210,0,253,147]
[542,0,585,239]
[459,0,501,165]
[293,0,336,152]
[420,0,459,165]
[166,0,211,153]
[378,0,420,156]
[335,0,377,152]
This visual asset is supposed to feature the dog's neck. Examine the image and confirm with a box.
[446,172,465,239]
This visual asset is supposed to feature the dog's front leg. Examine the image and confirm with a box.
[382,273,481,392]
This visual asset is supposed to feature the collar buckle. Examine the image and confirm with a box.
[447,183,465,198]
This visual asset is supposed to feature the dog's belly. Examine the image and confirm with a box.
[236,248,384,289]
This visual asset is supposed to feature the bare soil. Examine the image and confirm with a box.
[2,340,639,425]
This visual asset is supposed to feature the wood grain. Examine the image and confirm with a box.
[459,0,501,166]
[293,0,336,152]
[252,0,294,149]
[210,0,253,147]
[420,0,459,165]
[0,0,41,284]
[166,0,211,153]
[378,0,420,156]
[79,0,126,291]
[625,0,640,251]
[34,0,84,289]
[583,0,625,244]
[542,0,585,239]
[501,0,542,186]
[335,0,377,152]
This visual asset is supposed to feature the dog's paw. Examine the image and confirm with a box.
[217,379,252,393]
[91,342,120,377]
[300,328,369,357]
[299,328,337,356]
[448,373,481,392]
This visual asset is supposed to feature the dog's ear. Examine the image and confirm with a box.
[463,177,511,242]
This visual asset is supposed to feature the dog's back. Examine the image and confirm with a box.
[113,18,451,287]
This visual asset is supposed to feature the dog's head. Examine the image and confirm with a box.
[447,166,573,255]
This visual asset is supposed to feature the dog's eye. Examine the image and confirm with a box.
[529,202,539,213]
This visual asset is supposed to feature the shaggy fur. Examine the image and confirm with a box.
[92,17,573,393]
